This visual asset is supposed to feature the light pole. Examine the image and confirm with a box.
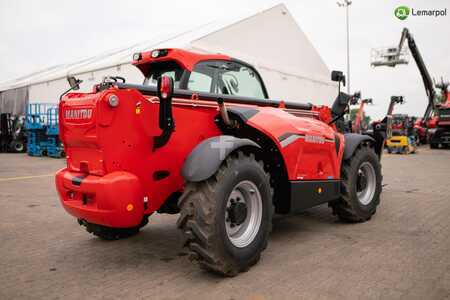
[337,0,352,94]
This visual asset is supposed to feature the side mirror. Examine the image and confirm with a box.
[391,95,404,104]
[331,70,346,86]
[67,76,82,91]
[60,76,83,100]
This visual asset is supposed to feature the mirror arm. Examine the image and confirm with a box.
[59,79,82,101]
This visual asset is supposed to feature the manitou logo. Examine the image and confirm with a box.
[304,135,325,144]
[65,108,93,120]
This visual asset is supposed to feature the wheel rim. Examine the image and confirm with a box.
[14,143,24,152]
[225,180,262,248]
[356,162,376,206]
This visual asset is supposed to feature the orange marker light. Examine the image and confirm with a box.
[126,204,134,211]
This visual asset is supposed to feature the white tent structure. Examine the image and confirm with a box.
[0,4,336,113]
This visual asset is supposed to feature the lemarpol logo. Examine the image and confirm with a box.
[395,6,410,20]
[395,5,447,20]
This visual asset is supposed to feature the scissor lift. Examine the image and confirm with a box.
[25,103,64,158]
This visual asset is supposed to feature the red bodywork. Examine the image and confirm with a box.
[55,49,344,228]
[352,100,368,133]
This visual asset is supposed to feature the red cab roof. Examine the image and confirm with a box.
[133,48,231,76]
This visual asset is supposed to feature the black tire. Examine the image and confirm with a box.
[330,145,382,222]
[430,143,438,149]
[387,147,392,154]
[9,141,25,153]
[177,151,273,276]
[78,215,149,241]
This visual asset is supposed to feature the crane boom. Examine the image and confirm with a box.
[379,28,436,121]
[400,28,436,121]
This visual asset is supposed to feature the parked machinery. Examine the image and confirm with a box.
[25,103,64,158]
[371,28,448,149]
[370,95,406,153]
[429,80,450,148]
[386,113,417,154]
[0,113,26,153]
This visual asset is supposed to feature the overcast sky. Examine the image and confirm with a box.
[1,0,449,119]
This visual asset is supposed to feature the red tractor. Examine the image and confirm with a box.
[56,48,388,276]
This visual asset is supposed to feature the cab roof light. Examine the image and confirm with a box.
[151,49,169,58]
[133,53,142,61]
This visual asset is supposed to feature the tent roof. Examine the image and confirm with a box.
[0,4,331,92]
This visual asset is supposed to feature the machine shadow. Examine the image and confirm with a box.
[71,205,346,273]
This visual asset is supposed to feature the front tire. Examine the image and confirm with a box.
[330,145,382,222]
[177,151,273,276]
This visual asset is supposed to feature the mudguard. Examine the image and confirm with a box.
[343,133,375,160]
[181,135,260,182]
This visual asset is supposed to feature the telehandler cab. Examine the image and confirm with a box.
[56,49,388,276]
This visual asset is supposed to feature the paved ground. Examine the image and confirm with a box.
[1,148,449,300]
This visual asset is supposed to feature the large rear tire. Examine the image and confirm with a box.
[177,151,273,276]
[78,215,149,241]
[330,145,382,222]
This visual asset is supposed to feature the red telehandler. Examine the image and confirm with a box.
[56,48,390,276]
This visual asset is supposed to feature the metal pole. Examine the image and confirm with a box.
[337,1,352,93]
[346,3,350,94]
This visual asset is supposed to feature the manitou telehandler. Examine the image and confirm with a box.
[56,48,390,276]
[372,27,449,149]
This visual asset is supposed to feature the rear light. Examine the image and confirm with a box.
[108,95,119,107]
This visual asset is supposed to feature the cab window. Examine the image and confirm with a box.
[143,61,185,89]
[216,61,265,98]
[187,61,215,93]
